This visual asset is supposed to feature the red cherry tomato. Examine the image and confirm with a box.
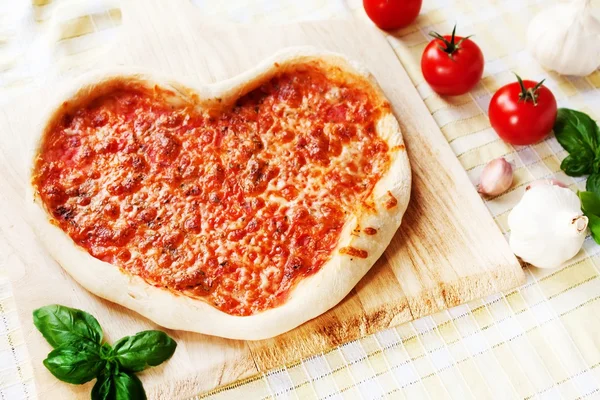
[363,0,422,31]
[421,26,484,96]
[489,76,557,145]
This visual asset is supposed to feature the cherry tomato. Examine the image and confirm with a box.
[363,0,422,31]
[421,26,484,96]
[489,76,557,145]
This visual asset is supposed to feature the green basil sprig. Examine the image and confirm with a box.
[33,305,177,400]
[554,108,600,244]
[554,108,600,190]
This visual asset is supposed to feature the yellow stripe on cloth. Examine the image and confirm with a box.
[458,140,513,170]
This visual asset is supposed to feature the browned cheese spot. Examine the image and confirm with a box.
[339,246,368,259]
[385,190,398,209]
[391,144,405,151]
[363,227,377,235]
[361,200,377,213]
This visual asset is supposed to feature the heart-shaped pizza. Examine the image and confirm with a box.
[28,48,410,340]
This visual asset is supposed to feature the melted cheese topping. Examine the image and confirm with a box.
[33,65,391,316]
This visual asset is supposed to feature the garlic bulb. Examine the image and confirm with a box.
[525,178,567,191]
[508,184,588,269]
[478,158,513,196]
[527,0,600,76]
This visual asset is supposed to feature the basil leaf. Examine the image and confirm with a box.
[560,153,594,176]
[91,372,114,400]
[587,173,600,196]
[593,156,600,173]
[580,191,600,216]
[33,305,103,348]
[111,331,177,372]
[554,108,600,175]
[587,213,600,245]
[113,371,147,400]
[43,340,105,384]
[579,190,600,245]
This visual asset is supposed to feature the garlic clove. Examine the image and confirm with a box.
[478,157,513,196]
[525,178,568,191]
[508,184,587,269]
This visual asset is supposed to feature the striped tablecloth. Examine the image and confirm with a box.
[2,0,600,399]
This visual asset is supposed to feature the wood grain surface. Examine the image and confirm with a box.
[0,0,525,398]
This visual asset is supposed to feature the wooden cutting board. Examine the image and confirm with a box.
[0,0,525,398]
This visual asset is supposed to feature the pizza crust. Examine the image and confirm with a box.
[27,47,411,340]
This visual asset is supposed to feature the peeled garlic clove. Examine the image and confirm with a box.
[478,157,513,196]
[525,178,568,191]
[508,184,587,269]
